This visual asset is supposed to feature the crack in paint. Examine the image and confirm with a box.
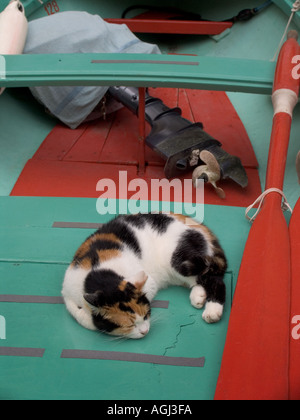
[163,314,197,356]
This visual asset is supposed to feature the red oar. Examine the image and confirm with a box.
[215,31,300,400]
[288,148,300,399]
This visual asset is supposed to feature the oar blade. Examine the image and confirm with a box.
[215,201,290,400]
[289,199,300,400]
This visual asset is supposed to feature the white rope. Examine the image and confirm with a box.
[245,188,293,222]
[271,1,300,62]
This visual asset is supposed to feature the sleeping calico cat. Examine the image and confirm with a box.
[62,213,227,339]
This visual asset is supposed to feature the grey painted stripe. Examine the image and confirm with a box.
[151,300,169,309]
[0,295,169,309]
[0,347,45,357]
[52,222,103,229]
[91,59,199,66]
[61,349,205,367]
[0,295,64,304]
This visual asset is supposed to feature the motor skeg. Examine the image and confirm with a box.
[0,1,28,95]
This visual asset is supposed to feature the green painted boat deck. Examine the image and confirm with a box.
[0,197,248,400]
[1,0,300,400]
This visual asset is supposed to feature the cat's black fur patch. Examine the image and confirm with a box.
[99,217,142,256]
[119,302,135,314]
[137,294,150,306]
[122,213,174,234]
[197,275,226,305]
[84,269,130,306]
[92,314,119,333]
[171,229,208,276]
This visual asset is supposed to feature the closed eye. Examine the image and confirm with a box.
[144,311,151,321]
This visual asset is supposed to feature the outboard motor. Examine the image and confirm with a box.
[109,86,248,197]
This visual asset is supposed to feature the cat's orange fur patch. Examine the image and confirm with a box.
[118,280,127,292]
[100,299,149,335]
[73,240,91,261]
[127,299,149,318]
[97,248,121,263]
[71,232,122,268]
[173,213,201,227]
[77,257,92,269]
[173,213,216,241]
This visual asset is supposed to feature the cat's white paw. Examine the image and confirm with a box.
[202,302,223,324]
[190,285,207,309]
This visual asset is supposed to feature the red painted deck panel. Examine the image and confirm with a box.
[10,157,260,207]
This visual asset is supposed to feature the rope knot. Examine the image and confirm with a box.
[292,1,300,13]
[245,188,293,223]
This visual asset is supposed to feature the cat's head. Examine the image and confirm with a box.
[84,271,151,339]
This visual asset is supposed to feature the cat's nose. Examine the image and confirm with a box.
[140,327,149,336]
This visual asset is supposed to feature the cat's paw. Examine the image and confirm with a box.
[190,285,207,309]
[202,302,223,324]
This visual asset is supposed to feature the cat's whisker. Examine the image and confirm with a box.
[108,335,128,342]
[99,332,128,343]
[150,312,165,324]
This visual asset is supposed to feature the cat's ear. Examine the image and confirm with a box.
[84,291,104,309]
[126,271,148,291]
